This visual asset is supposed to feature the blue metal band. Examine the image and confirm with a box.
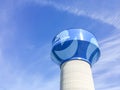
[51,29,101,66]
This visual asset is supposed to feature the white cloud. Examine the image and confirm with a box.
[7,73,59,90]
[92,32,120,90]
[33,0,120,29]
[0,40,59,90]
[0,1,60,89]
[1,0,120,90]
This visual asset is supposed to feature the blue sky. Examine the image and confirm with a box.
[0,0,120,90]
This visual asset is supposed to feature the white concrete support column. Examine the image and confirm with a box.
[60,60,95,90]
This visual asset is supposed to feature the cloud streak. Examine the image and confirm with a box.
[92,32,120,90]
[0,40,59,90]
[33,0,120,29]
[0,1,60,90]
[0,0,120,90]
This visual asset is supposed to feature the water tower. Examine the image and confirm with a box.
[51,29,100,90]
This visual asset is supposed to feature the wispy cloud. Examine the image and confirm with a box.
[33,0,120,29]
[0,1,60,90]
[0,40,59,90]
[0,1,58,89]
[0,0,120,90]
[92,32,120,90]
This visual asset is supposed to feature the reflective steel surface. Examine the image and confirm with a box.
[51,29,101,66]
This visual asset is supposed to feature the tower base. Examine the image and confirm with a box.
[60,60,95,90]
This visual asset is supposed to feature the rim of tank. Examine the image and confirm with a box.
[52,29,99,48]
